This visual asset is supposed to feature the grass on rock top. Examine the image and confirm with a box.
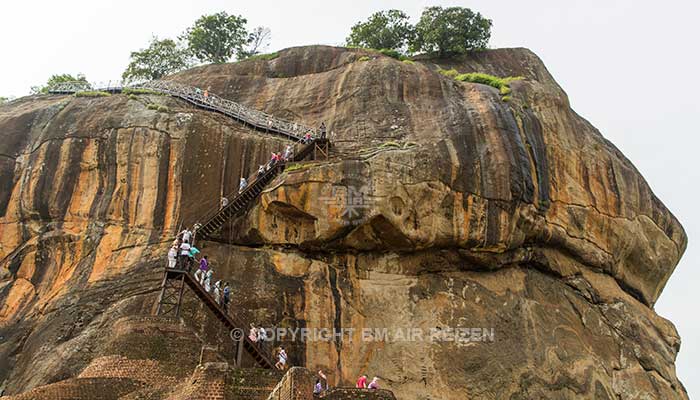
[122,88,163,96]
[438,69,524,101]
[244,52,279,61]
[74,91,111,98]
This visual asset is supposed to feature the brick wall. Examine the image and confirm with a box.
[3,377,143,400]
[78,355,178,387]
[266,367,316,400]
[100,316,202,379]
[226,368,282,400]
[168,362,228,400]
[4,316,293,400]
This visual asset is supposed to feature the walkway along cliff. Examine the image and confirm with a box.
[0,45,689,399]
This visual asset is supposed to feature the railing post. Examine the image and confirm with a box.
[236,336,244,367]
[174,274,186,318]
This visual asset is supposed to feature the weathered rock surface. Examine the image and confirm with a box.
[0,46,688,399]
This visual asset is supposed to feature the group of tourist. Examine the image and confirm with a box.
[311,370,380,394]
[160,120,330,380]
[167,228,199,271]
[243,324,290,371]
[356,374,380,390]
[166,229,233,311]
[269,143,295,165]
[212,279,232,310]
[248,324,270,345]
[219,143,300,210]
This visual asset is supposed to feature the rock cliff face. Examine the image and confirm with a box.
[0,46,688,399]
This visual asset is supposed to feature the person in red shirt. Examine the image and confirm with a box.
[356,375,367,388]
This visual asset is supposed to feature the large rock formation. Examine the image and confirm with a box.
[0,46,688,399]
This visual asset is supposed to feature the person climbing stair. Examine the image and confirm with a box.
[275,346,287,370]
[223,282,231,312]
[178,240,191,270]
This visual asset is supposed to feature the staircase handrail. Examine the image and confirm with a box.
[191,138,323,239]
[193,160,283,235]
[135,80,316,141]
[47,80,319,141]
[175,268,277,367]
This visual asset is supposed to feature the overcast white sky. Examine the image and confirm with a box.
[1,0,698,396]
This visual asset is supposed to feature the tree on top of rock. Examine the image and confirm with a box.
[239,26,272,59]
[410,6,492,57]
[31,73,89,94]
[122,37,194,83]
[183,12,249,63]
[346,9,414,52]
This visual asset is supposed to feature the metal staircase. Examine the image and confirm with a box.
[155,268,276,369]
[48,79,333,371]
[194,138,329,240]
[47,80,317,141]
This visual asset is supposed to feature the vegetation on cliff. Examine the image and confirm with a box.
[120,12,271,82]
[347,6,492,58]
[122,37,194,83]
[346,10,414,51]
[30,6,493,92]
[30,72,88,94]
[0,44,689,400]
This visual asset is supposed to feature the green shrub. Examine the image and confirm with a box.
[402,60,415,65]
[285,164,300,172]
[74,91,111,98]
[452,72,524,98]
[286,163,315,172]
[377,48,403,60]
[501,96,511,102]
[438,68,459,78]
[358,56,371,62]
[147,103,170,112]
[123,88,162,96]
[455,72,504,89]
[246,52,279,61]
[128,94,139,100]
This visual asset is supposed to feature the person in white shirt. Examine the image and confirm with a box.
[275,346,287,370]
[213,280,222,305]
[204,269,213,292]
[179,240,191,270]
[258,326,268,350]
[180,229,192,243]
[167,245,177,269]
